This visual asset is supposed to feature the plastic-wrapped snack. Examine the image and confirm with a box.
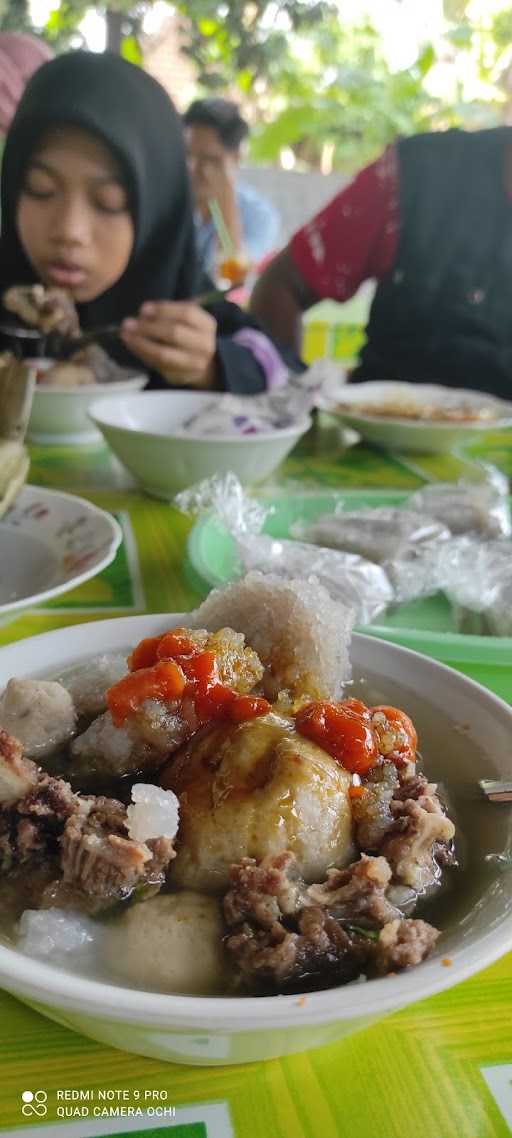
[486,580,512,637]
[295,507,449,566]
[177,388,313,437]
[168,366,345,441]
[386,542,450,605]
[437,536,512,636]
[234,534,393,626]
[407,466,511,539]
[294,506,450,604]
[175,472,269,537]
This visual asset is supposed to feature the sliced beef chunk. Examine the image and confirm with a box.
[223,851,439,991]
[375,918,440,973]
[3,284,80,336]
[0,730,38,806]
[381,798,455,891]
[226,905,372,990]
[307,854,400,925]
[223,850,306,930]
[61,795,175,905]
[0,729,176,912]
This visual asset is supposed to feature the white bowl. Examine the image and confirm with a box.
[329,381,512,454]
[88,391,312,498]
[0,613,510,1066]
[27,367,147,445]
[0,485,122,621]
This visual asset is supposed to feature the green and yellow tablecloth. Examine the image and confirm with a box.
[0,420,511,1138]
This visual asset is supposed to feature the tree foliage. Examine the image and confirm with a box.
[173,0,333,93]
[0,0,30,31]
[2,0,512,170]
[12,0,144,55]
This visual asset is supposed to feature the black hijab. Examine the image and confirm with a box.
[0,50,202,330]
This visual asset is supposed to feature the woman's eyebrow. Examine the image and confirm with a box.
[26,158,58,177]
[91,174,125,186]
[26,159,124,186]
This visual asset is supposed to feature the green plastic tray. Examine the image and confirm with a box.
[186,488,512,671]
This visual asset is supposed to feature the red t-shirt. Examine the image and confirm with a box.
[289,144,400,300]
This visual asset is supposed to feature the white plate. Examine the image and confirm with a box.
[0,614,510,1065]
[0,485,122,617]
[327,381,512,453]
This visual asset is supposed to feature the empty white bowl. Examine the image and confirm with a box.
[88,391,312,498]
[0,613,510,1065]
[329,381,512,454]
[27,367,147,445]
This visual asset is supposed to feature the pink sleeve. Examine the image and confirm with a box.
[231,328,288,388]
[289,144,399,301]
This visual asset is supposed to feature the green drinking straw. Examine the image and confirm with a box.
[208,197,235,257]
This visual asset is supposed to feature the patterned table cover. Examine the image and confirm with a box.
[0,420,511,1138]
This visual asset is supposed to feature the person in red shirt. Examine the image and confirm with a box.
[251,130,512,398]
[0,33,53,135]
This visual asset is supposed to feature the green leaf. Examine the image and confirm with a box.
[416,43,435,78]
[198,17,218,36]
[446,23,473,47]
[121,34,141,64]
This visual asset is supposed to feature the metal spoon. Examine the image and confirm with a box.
[56,324,121,359]
[53,287,235,358]
[0,284,236,360]
[479,779,512,803]
[0,322,43,339]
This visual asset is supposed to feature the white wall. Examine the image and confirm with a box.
[240,165,349,244]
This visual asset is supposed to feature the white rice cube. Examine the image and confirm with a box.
[127,783,180,842]
[17,909,97,958]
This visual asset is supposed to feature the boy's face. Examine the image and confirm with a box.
[16,125,134,302]
[185,124,239,210]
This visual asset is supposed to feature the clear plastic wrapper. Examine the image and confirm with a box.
[294,506,450,604]
[175,366,337,439]
[436,536,512,636]
[294,507,449,565]
[176,473,511,633]
[176,475,392,624]
[175,472,269,537]
[170,363,348,440]
[235,535,393,625]
[407,465,511,539]
[176,392,306,436]
[386,542,451,605]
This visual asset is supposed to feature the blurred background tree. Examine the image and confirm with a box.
[3,0,512,170]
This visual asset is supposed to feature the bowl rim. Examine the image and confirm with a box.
[0,614,511,1028]
[33,374,147,397]
[88,391,313,444]
[330,380,512,430]
[336,409,512,433]
[0,485,122,615]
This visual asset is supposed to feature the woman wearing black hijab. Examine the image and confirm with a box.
[0,50,293,392]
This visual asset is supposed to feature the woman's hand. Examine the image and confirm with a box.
[120,301,217,387]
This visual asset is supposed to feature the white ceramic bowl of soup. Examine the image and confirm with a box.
[27,362,147,445]
[329,381,512,454]
[0,614,510,1066]
[88,391,312,497]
